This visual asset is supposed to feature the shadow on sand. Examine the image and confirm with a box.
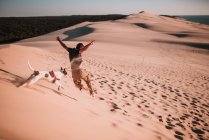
[135,23,192,38]
[63,25,94,41]
[37,84,77,101]
[152,39,209,50]
[0,69,24,86]
[167,33,190,38]
[134,23,150,29]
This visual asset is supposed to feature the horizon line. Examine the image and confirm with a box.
[1,13,209,18]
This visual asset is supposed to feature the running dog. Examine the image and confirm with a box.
[19,61,67,90]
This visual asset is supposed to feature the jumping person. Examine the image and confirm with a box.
[56,36,95,96]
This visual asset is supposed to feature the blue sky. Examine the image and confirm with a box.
[0,0,209,17]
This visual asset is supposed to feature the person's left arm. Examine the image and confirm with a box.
[80,40,95,53]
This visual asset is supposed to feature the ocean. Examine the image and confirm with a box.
[180,15,209,25]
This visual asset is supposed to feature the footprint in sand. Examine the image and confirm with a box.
[109,102,121,112]
[136,123,143,127]
[98,97,105,100]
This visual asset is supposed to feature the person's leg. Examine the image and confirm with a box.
[80,69,93,96]
[72,69,84,90]
[72,68,93,96]
[83,75,93,96]
[73,79,84,90]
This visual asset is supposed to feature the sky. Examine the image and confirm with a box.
[0,0,209,17]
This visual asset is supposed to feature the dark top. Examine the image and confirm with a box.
[67,48,83,70]
[67,48,81,61]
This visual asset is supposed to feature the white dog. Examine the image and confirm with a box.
[20,61,67,90]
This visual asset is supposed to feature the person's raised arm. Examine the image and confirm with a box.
[80,40,95,53]
[56,36,68,51]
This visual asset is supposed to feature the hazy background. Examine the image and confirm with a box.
[0,0,209,17]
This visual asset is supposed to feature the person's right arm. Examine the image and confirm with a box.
[56,36,68,51]
[80,40,95,53]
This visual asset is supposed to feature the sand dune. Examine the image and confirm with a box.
[0,12,209,140]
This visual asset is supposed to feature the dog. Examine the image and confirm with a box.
[19,60,67,90]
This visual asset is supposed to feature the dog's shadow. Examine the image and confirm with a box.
[0,69,77,101]
[0,68,25,86]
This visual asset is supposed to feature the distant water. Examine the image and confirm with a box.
[180,15,209,25]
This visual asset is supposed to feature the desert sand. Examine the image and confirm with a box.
[0,11,209,140]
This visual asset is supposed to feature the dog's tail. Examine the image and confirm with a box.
[28,60,35,71]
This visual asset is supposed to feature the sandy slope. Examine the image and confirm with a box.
[0,12,209,140]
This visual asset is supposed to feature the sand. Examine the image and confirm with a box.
[0,11,209,140]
